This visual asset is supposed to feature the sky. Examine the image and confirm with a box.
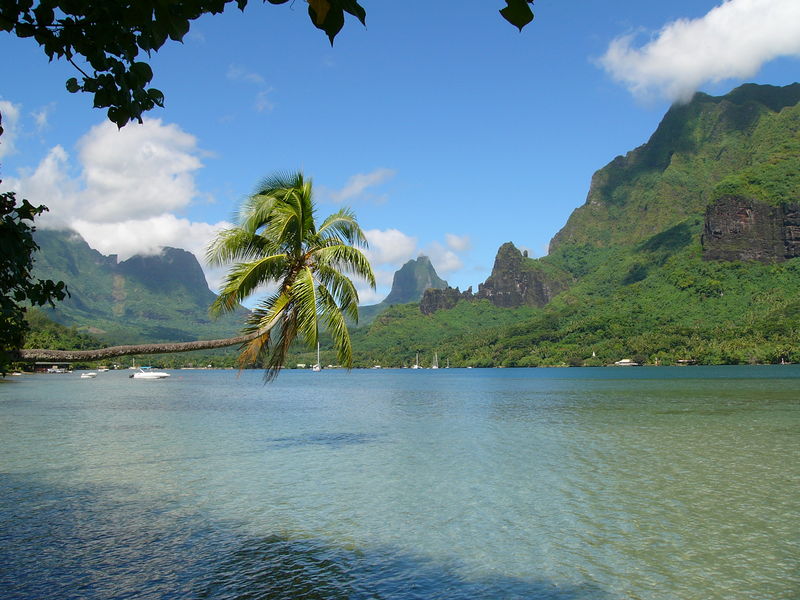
[1,0,799,305]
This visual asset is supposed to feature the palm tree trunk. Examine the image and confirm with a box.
[16,330,265,362]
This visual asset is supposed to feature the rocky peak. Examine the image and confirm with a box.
[476,242,567,308]
[382,255,447,306]
[420,242,570,315]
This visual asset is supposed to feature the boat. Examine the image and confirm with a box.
[130,367,170,379]
[613,358,640,366]
[411,352,421,369]
[431,353,439,369]
[80,372,97,379]
[312,343,322,372]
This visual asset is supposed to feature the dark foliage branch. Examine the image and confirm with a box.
[0,0,534,128]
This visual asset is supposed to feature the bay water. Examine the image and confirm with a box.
[1,366,798,599]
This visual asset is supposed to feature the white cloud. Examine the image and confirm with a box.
[77,119,202,222]
[7,119,203,226]
[71,214,230,262]
[254,89,275,112]
[445,233,471,252]
[1,118,228,290]
[6,145,80,225]
[363,228,417,266]
[355,285,386,306]
[329,168,396,202]
[599,0,800,102]
[31,104,53,132]
[0,99,21,158]
[227,64,275,113]
[425,241,463,276]
[227,64,266,85]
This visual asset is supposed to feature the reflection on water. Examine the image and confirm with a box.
[1,367,798,599]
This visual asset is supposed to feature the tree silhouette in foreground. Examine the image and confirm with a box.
[1,0,534,127]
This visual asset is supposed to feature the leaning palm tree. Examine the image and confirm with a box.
[18,171,375,378]
[207,171,375,379]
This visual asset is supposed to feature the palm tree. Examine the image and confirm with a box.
[18,171,375,377]
[207,171,375,379]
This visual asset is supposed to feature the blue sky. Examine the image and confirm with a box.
[1,0,799,304]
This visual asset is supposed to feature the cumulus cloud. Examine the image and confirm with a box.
[599,0,800,102]
[329,168,396,203]
[6,146,78,225]
[1,118,228,289]
[445,233,471,252]
[425,241,463,276]
[71,214,230,262]
[0,99,21,158]
[363,228,418,266]
[77,120,202,221]
[6,119,203,226]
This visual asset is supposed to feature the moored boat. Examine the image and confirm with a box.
[130,367,170,379]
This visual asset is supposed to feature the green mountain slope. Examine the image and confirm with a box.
[31,230,246,344]
[550,83,800,249]
[350,83,800,367]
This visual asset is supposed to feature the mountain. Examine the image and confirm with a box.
[31,230,245,344]
[421,242,570,314]
[357,255,447,325]
[351,83,800,367]
[550,82,800,251]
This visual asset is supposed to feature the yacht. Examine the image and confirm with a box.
[312,343,322,372]
[130,367,170,379]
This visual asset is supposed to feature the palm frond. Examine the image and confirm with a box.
[210,254,288,317]
[315,264,360,321]
[291,266,320,346]
[237,292,292,371]
[261,308,299,382]
[314,244,376,288]
[317,285,353,368]
[318,208,368,247]
[206,228,270,267]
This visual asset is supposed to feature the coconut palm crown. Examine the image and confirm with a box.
[206,171,375,379]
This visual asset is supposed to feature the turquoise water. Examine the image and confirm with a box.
[1,366,798,599]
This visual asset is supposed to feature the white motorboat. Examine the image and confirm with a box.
[130,367,170,379]
[80,372,97,379]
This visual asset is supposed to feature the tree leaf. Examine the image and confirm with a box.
[340,0,366,25]
[499,0,534,32]
[308,0,330,26]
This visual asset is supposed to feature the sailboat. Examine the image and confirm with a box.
[312,343,322,372]
[431,352,439,369]
[411,352,421,369]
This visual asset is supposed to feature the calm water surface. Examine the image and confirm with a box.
[1,366,798,599]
